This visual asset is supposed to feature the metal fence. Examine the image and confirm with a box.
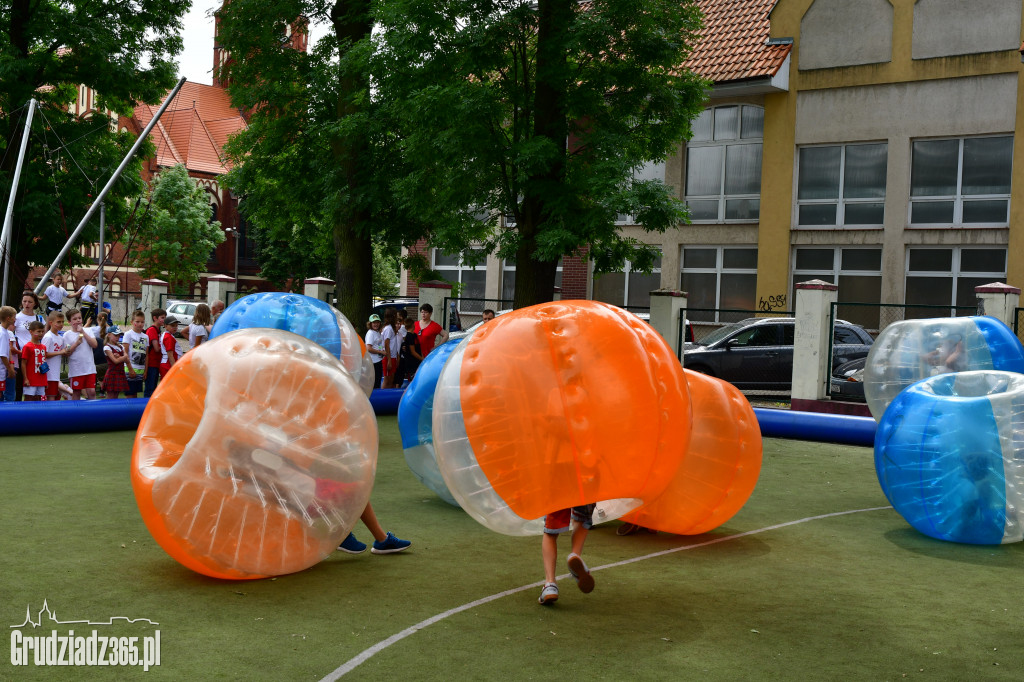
[441,297,513,331]
[1013,307,1024,342]
[825,301,978,397]
[682,307,793,347]
[101,292,143,325]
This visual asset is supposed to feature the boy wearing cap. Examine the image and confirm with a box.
[158,316,182,378]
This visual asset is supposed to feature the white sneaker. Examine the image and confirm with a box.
[538,583,559,605]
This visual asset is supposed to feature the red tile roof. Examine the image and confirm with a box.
[685,0,791,83]
[134,81,246,176]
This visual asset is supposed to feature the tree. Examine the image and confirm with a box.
[217,0,435,325]
[374,0,708,308]
[132,164,225,293]
[0,0,187,298]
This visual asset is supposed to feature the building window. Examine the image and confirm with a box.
[792,247,882,329]
[434,248,487,311]
[680,246,757,321]
[909,136,1012,226]
[502,258,562,303]
[592,256,662,310]
[905,247,1005,318]
[797,143,887,227]
[685,105,763,223]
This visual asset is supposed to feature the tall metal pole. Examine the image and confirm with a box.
[1,98,37,306]
[97,201,105,318]
[34,77,188,296]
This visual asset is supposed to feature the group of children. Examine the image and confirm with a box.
[0,293,217,402]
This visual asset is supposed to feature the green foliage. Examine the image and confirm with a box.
[0,0,186,290]
[132,164,225,292]
[374,0,709,304]
[372,240,400,297]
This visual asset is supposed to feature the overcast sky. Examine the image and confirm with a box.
[177,1,329,85]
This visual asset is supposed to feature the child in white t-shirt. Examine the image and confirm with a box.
[121,310,149,398]
[41,311,70,401]
[0,306,15,401]
[63,309,99,399]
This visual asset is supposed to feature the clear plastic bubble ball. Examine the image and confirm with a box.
[209,292,372,395]
[432,301,692,536]
[864,316,1024,421]
[397,339,463,506]
[131,329,378,579]
[875,370,1024,544]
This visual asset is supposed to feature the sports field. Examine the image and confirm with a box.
[2,419,1022,680]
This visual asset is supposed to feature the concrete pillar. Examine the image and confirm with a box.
[206,275,234,308]
[304,277,336,304]
[649,288,688,359]
[975,282,1020,329]
[417,280,453,328]
[792,279,838,401]
[140,278,169,316]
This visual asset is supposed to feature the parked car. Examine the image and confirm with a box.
[165,300,199,329]
[371,298,419,322]
[682,317,874,390]
[829,357,867,402]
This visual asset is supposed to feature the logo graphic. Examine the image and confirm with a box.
[10,600,161,671]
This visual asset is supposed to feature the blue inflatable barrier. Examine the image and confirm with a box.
[753,407,876,446]
[0,389,408,436]
[0,398,150,436]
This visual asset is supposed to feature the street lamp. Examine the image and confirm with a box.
[224,227,239,282]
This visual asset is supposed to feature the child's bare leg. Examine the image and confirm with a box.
[72,389,82,400]
[359,502,387,543]
[542,532,558,584]
[570,521,588,557]
[85,387,96,400]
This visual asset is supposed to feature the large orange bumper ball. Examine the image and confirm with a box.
[432,301,692,535]
[131,329,378,579]
[616,369,762,534]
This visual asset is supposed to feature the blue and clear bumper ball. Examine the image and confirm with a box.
[397,339,463,506]
[875,370,1024,544]
[209,292,372,394]
[864,316,1024,420]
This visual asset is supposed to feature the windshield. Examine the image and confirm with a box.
[695,322,745,347]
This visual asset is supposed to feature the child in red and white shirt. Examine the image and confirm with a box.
[21,322,48,401]
[158,317,182,378]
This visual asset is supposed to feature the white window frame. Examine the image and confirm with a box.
[908,135,1013,228]
[790,247,883,293]
[795,142,888,229]
[502,258,563,302]
[433,247,488,311]
[679,246,759,321]
[684,105,763,224]
[591,256,662,311]
[904,246,1007,314]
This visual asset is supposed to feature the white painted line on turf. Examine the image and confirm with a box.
[320,505,893,680]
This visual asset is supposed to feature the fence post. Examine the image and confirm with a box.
[417,280,452,325]
[303,276,336,303]
[649,288,687,359]
[975,282,1020,328]
[206,275,234,309]
[792,279,838,402]
[140,278,168,315]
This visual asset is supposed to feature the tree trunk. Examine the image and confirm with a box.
[514,0,571,309]
[330,0,373,325]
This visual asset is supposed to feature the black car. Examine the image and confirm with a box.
[829,357,867,402]
[682,317,873,391]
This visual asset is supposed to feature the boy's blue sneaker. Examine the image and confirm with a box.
[337,532,367,554]
[370,531,411,554]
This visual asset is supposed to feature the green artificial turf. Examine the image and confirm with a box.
[2,420,1023,680]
